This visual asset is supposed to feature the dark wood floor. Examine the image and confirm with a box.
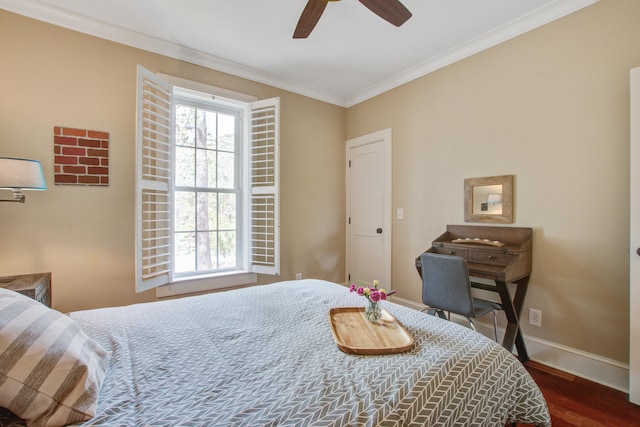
[518,361,640,427]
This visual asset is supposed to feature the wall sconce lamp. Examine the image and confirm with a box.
[0,157,48,203]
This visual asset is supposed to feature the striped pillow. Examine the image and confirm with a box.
[0,288,110,427]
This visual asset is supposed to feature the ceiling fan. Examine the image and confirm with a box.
[293,0,412,39]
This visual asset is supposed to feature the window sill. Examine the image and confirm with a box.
[155,272,257,298]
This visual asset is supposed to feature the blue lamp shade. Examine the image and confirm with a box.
[0,157,47,203]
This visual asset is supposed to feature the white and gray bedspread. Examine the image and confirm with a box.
[3,279,552,426]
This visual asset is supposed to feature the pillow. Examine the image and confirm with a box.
[0,288,110,427]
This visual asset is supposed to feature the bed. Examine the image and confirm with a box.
[0,279,550,426]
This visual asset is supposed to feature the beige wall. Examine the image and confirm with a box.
[347,0,640,363]
[0,11,346,314]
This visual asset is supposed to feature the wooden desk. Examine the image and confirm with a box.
[0,272,52,308]
[416,225,532,362]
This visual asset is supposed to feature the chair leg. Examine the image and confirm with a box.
[467,317,477,332]
[468,314,499,342]
[421,307,435,316]
[420,307,448,320]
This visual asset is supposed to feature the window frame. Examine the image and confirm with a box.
[172,97,244,278]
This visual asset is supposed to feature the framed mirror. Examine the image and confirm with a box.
[464,175,514,223]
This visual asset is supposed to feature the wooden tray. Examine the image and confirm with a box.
[328,307,414,355]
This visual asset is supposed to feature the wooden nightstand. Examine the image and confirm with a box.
[0,272,52,307]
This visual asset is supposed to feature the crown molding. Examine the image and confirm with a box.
[1,0,598,108]
[0,0,347,106]
[345,0,599,107]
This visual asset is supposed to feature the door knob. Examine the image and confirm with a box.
[376,228,383,234]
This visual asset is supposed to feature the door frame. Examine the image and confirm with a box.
[630,66,640,405]
[345,128,392,288]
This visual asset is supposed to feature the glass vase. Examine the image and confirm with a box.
[365,300,382,323]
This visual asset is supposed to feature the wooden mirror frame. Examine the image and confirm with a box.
[464,175,514,223]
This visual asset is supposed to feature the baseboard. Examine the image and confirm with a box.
[517,333,629,393]
[392,296,630,393]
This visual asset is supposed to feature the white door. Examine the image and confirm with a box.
[630,66,640,405]
[346,129,391,289]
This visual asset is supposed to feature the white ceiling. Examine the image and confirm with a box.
[1,0,597,107]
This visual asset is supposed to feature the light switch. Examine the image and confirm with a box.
[397,208,404,220]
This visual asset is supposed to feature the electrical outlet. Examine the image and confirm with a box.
[295,273,302,280]
[528,308,542,327]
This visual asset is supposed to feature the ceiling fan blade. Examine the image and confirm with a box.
[358,0,412,27]
[294,0,329,39]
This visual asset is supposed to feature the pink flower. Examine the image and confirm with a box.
[347,280,395,305]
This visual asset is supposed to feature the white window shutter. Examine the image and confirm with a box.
[250,97,280,275]
[135,65,173,292]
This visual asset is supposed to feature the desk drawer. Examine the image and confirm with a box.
[432,247,468,258]
[468,250,514,266]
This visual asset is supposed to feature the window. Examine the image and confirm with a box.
[135,66,279,294]
[173,101,241,275]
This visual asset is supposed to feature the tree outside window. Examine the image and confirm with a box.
[174,103,239,274]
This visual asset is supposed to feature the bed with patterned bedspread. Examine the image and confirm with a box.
[1,279,550,426]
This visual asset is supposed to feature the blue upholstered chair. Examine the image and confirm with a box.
[419,252,502,341]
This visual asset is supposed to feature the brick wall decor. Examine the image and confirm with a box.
[54,126,109,186]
